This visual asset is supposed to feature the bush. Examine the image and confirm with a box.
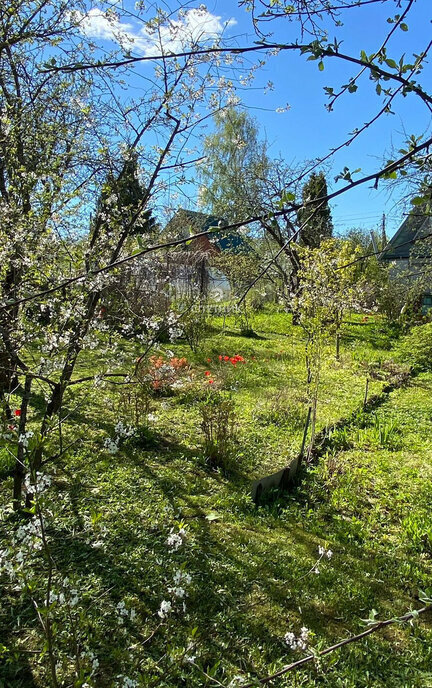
[181,306,209,352]
[130,425,161,449]
[396,322,432,371]
[199,392,237,470]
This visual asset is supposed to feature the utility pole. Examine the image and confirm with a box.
[381,213,387,247]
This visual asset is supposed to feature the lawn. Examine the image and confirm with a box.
[1,310,431,687]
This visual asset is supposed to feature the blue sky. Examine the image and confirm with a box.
[78,0,432,238]
[214,0,432,238]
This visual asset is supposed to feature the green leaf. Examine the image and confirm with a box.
[400,22,408,31]
[361,608,379,626]
[376,83,382,96]
[206,511,220,521]
[281,191,296,203]
[411,196,425,206]
[419,588,432,604]
[385,58,397,69]
[318,60,324,71]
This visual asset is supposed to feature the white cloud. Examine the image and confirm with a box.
[73,7,237,57]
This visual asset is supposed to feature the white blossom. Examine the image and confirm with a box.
[285,626,310,651]
[158,599,172,618]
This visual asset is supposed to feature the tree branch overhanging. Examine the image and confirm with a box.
[241,603,431,687]
[3,134,431,311]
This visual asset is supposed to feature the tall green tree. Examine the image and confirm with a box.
[198,108,270,223]
[198,108,306,302]
[298,172,333,249]
[96,152,157,242]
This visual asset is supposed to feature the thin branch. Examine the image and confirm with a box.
[327,0,416,110]
[42,40,432,111]
[242,604,431,687]
[238,202,325,305]
[337,231,432,270]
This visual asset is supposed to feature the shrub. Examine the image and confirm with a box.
[117,380,152,427]
[181,307,209,352]
[397,322,432,371]
[130,425,161,450]
[199,392,237,470]
[325,426,353,451]
[135,354,190,395]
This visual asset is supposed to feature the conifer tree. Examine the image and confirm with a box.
[298,172,333,249]
[97,152,157,240]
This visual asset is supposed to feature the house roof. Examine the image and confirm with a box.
[380,213,432,260]
[165,209,248,254]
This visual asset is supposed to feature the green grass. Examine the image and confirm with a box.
[1,310,431,687]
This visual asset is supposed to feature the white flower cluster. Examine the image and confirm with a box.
[170,379,185,390]
[104,437,119,455]
[167,311,183,342]
[80,650,99,674]
[284,626,310,652]
[158,599,172,619]
[115,421,135,438]
[116,675,139,688]
[318,545,333,559]
[168,569,192,600]
[166,527,186,552]
[15,519,42,548]
[18,430,34,449]
[69,589,79,607]
[158,525,192,620]
[0,516,44,579]
[24,471,51,494]
[275,103,291,113]
[41,331,73,354]
[158,569,192,619]
[313,545,333,573]
[48,590,66,605]
[104,421,135,455]
[46,578,79,607]
[116,600,137,624]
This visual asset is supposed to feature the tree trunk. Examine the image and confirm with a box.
[13,375,32,510]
